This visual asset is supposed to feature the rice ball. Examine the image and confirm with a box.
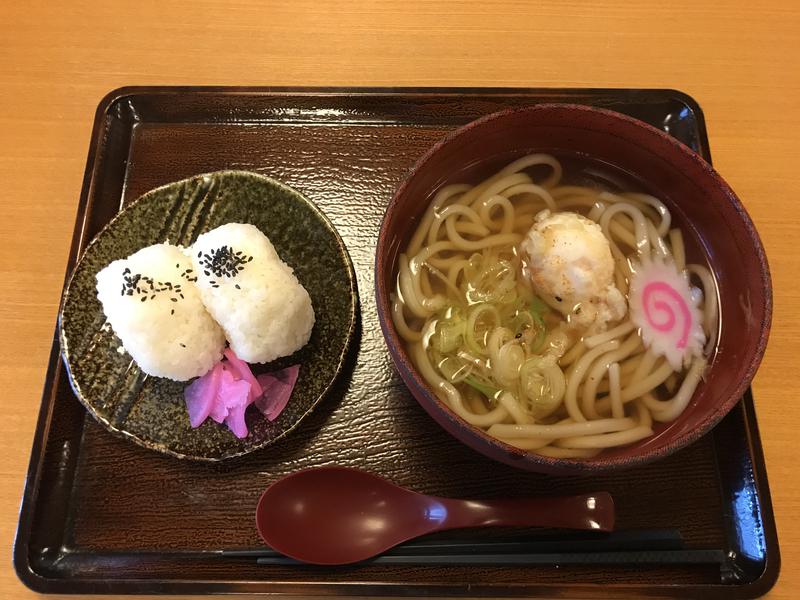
[95,243,226,381]
[190,223,315,363]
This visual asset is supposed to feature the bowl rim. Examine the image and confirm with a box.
[375,103,772,473]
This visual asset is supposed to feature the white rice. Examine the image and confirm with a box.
[95,243,226,381]
[190,223,315,363]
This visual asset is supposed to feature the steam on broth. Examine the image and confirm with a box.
[392,154,718,459]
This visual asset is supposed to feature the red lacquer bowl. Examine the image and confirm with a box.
[375,104,771,474]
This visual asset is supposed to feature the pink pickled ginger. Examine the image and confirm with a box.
[217,369,251,438]
[223,347,263,401]
[184,349,300,438]
[184,362,224,428]
[256,364,301,421]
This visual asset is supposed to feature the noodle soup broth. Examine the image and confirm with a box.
[391,152,719,460]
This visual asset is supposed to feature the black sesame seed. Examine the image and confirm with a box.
[140,296,147,302]
[197,251,202,257]
[198,245,254,280]
[555,296,562,302]
[179,343,186,348]
[170,298,177,302]
[179,293,184,299]
[235,284,241,289]
[170,309,174,315]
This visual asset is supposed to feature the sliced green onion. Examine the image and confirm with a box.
[528,296,549,352]
[431,317,466,353]
[465,303,500,354]
[519,357,566,419]
[530,295,549,317]
[530,321,547,353]
[464,376,500,399]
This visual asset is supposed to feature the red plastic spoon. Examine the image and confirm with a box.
[255,466,614,565]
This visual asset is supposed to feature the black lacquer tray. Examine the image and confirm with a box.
[14,87,779,598]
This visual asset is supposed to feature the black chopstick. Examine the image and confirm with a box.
[222,528,685,560]
[252,548,726,567]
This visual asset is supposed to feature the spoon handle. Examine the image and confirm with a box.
[436,492,614,532]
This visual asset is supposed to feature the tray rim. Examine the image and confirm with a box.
[13,85,779,598]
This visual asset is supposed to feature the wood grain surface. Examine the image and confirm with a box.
[0,1,798,599]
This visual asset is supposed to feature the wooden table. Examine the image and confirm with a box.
[1,1,797,598]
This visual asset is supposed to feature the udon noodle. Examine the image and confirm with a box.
[392,154,718,458]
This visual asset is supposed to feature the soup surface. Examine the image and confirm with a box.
[392,153,719,459]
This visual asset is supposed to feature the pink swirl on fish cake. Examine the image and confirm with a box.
[642,281,691,350]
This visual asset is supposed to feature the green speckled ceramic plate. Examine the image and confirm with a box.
[59,171,358,461]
